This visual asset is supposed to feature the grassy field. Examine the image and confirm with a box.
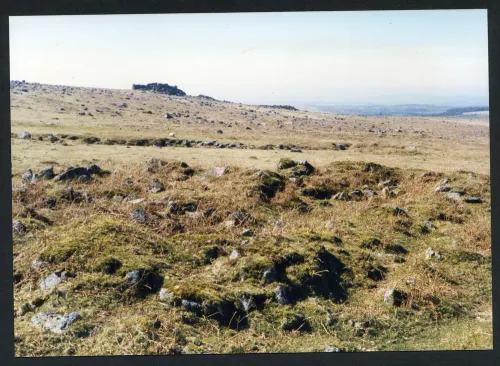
[11,82,492,356]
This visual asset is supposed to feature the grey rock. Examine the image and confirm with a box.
[324,345,342,353]
[383,288,405,307]
[425,247,441,260]
[131,207,149,223]
[31,311,81,334]
[48,134,59,143]
[12,220,26,235]
[40,271,68,290]
[181,299,202,313]
[393,206,408,217]
[205,166,228,177]
[447,192,462,200]
[378,179,393,187]
[125,270,142,282]
[363,190,377,197]
[229,249,241,260]
[19,131,31,139]
[54,167,89,181]
[149,179,165,193]
[435,185,452,192]
[274,285,289,305]
[463,196,483,204]
[39,167,55,180]
[159,288,174,303]
[32,257,49,270]
[22,169,33,184]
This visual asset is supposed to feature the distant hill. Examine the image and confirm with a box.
[300,104,488,117]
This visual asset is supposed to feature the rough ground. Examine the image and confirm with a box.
[11,82,491,356]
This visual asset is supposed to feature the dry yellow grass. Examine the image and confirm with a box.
[11,82,491,356]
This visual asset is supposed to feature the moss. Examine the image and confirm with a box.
[256,171,285,200]
[277,158,297,169]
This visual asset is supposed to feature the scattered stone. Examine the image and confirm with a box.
[274,285,289,305]
[406,279,416,286]
[463,196,483,204]
[40,271,68,290]
[204,166,228,177]
[425,247,442,260]
[447,192,462,200]
[383,288,405,307]
[324,345,342,353]
[48,134,59,143]
[54,167,90,181]
[22,169,33,184]
[12,220,26,235]
[435,185,452,192]
[378,179,393,188]
[39,167,55,180]
[424,221,435,229]
[229,249,241,260]
[149,179,165,193]
[164,113,173,119]
[32,311,81,334]
[363,190,377,197]
[393,207,408,217]
[159,288,174,303]
[77,174,91,183]
[131,207,149,223]
[169,132,175,137]
[32,258,49,270]
[19,131,31,139]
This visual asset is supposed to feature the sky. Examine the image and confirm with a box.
[9,10,489,106]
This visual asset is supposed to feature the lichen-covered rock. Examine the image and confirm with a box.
[12,220,26,235]
[40,271,68,290]
[19,131,31,139]
[31,311,81,334]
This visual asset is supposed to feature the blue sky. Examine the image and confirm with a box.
[9,10,489,105]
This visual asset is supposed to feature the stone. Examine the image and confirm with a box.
[12,220,26,235]
[205,166,228,177]
[383,288,405,307]
[363,190,377,197]
[159,288,174,303]
[40,271,68,290]
[406,279,416,286]
[169,132,175,137]
[131,207,149,223]
[378,179,393,187]
[19,131,31,139]
[324,345,342,353]
[393,206,408,217]
[77,174,91,183]
[149,179,165,193]
[424,221,435,228]
[48,134,59,143]
[435,185,452,192]
[32,257,49,270]
[463,196,483,204]
[54,167,89,181]
[22,169,33,184]
[164,113,173,119]
[229,249,240,260]
[39,167,55,180]
[274,285,289,305]
[447,192,462,200]
[241,228,254,237]
[425,247,441,260]
[31,311,81,334]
